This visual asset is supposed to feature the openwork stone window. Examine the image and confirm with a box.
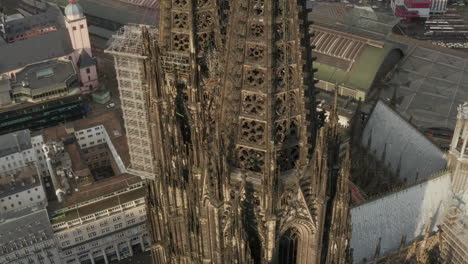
[173,12,189,30]
[244,67,265,88]
[197,11,213,30]
[276,0,290,17]
[249,22,265,38]
[277,146,299,172]
[238,147,265,172]
[172,33,190,52]
[275,22,290,40]
[275,91,297,117]
[197,32,214,51]
[242,92,266,116]
[196,0,209,7]
[252,0,265,16]
[278,228,299,264]
[276,43,292,64]
[240,118,266,145]
[274,118,299,144]
[276,66,295,89]
[247,44,266,63]
[173,0,188,8]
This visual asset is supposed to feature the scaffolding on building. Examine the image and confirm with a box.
[105,24,159,180]
[440,207,468,264]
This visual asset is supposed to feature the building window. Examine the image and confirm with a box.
[88,232,96,238]
[88,76,91,81]
[114,223,122,229]
[86,68,90,74]
[72,26,76,30]
[80,24,84,29]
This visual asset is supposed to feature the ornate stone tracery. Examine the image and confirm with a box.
[242,92,266,116]
[172,33,190,52]
[237,147,265,172]
[240,118,266,145]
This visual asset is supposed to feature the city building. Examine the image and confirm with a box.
[0,1,98,135]
[0,93,86,136]
[0,112,150,264]
[0,130,57,264]
[391,0,432,21]
[49,175,148,264]
[0,206,61,264]
[39,111,149,264]
[0,2,98,94]
[391,0,448,21]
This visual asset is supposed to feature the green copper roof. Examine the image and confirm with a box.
[315,43,394,92]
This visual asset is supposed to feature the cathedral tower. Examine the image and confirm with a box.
[108,0,353,263]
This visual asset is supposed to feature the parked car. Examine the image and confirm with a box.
[423,127,453,139]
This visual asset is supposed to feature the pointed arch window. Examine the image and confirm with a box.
[278,228,300,264]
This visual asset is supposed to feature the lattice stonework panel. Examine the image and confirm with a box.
[244,67,266,89]
[275,65,296,89]
[172,12,189,30]
[239,118,266,145]
[172,33,190,52]
[173,0,188,8]
[277,146,299,172]
[274,91,298,117]
[276,43,292,64]
[274,118,299,144]
[274,22,291,41]
[237,146,265,172]
[276,0,291,16]
[246,44,266,64]
[242,91,266,116]
[197,11,214,30]
[197,32,214,52]
[249,22,265,38]
[252,0,265,16]
[196,0,210,7]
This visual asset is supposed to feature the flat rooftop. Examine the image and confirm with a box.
[0,6,73,74]
[11,59,77,91]
[47,0,159,26]
[41,111,129,167]
[0,165,41,199]
[0,129,32,157]
[0,206,53,255]
[381,46,468,129]
[49,175,145,223]
[4,5,61,39]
